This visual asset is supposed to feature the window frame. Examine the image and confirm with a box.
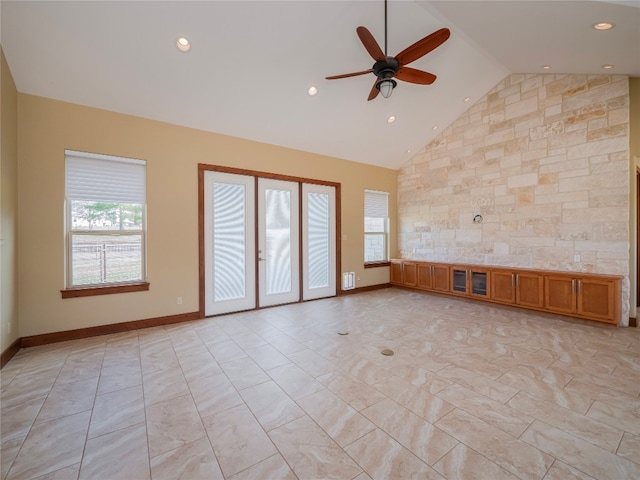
[364,189,390,267]
[61,151,149,298]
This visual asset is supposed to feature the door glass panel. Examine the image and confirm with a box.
[308,192,329,289]
[213,182,246,301]
[265,188,292,295]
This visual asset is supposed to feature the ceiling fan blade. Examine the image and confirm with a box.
[395,28,450,66]
[325,69,373,80]
[396,67,437,85]
[367,80,380,101]
[357,26,386,62]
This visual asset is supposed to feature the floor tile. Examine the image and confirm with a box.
[361,398,458,466]
[245,344,291,371]
[297,388,376,447]
[520,419,640,480]
[433,443,520,480]
[240,380,305,431]
[585,395,640,435]
[268,415,362,480]
[267,363,324,400]
[204,404,277,477]
[617,432,640,465]
[220,356,270,391]
[96,359,142,395]
[6,411,91,480]
[146,394,206,458]
[88,384,145,439]
[187,372,243,418]
[288,349,339,378]
[79,423,149,480]
[30,463,80,480]
[142,366,190,406]
[227,454,296,480]
[150,437,223,480]
[435,409,553,480]
[344,428,442,480]
[540,460,597,480]
[437,365,518,403]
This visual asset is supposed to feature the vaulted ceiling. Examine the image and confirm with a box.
[2,1,638,169]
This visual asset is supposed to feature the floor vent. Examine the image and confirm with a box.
[342,272,355,290]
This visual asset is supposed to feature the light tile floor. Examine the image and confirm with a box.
[1,289,639,480]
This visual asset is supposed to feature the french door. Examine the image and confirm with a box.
[203,170,336,316]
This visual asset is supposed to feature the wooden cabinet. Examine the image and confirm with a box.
[491,270,544,308]
[392,260,449,293]
[545,274,618,323]
[390,259,621,325]
[451,266,490,299]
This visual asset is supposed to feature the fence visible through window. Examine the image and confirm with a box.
[71,237,142,285]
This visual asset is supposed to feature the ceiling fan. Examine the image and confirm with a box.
[326,0,450,101]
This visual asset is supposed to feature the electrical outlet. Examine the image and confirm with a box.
[177,296,183,305]
[574,254,581,262]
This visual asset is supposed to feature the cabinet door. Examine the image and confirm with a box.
[390,260,403,285]
[403,262,418,287]
[417,264,433,290]
[432,265,450,292]
[470,270,489,298]
[545,275,576,314]
[451,268,468,295]
[491,271,515,303]
[578,278,616,323]
[516,273,544,308]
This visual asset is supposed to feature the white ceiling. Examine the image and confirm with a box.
[1,1,638,170]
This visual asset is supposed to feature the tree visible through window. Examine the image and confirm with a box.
[364,190,389,263]
[65,150,146,288]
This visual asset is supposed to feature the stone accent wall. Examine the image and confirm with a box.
[398,74,630,322]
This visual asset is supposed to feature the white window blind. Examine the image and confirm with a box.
[365,190,389,218]
[65,150,146,203]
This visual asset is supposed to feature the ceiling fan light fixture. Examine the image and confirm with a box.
[307,86,318,96]
[377,79,397,98]
[176,36,191,52]
[593,22,614,30]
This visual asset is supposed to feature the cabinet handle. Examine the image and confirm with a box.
[577,280,581,295]
[511,274,515,287]
[431,265,434,276]
[571,279,575,294]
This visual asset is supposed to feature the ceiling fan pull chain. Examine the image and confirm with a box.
[384,0,388,56]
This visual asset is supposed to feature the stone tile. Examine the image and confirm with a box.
[435,409,553,480]
[507,391,623,452]
[188,372,243,418]
[30,464,80,480]
[6,411,90,480]
[227,454,296,480]
[541,460,597,480]
[433,443,520,480]
[585,395,640,435]
[297,388,376,447]
[35,377,98,424]
[617,432,640,465]
[245,344,291,371]
[361,398,458,466]
[344,428,442,480]
[317,370,386,411]
[436,384,533,437]
[206,339,247,364]
[79,423,149,480]
[219,356,270,391]
[204,404,277,478]
[288,349,339,377]
[146,394,206,458]
[240,380,305,431]
[176,352,222,381]
[142,366,190,406]
[268,415,362,480]
[374,375,455,423]
[437,365,518,403]
[0,395,46,450]
[88,385,145,439]
[150,437,224,480]
[267,363,324,400]
[521,420,640,480]
[96,359,142,395]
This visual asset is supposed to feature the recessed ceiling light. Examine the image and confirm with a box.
[593,22,614,30]
[432,125,438,131]
[307,86,318,96]
[602,64,614,69]
[176,37,191,52]
[542,65,552,70]
[406,149,412,154]
[463,96,470,102]
[387,116,396,124]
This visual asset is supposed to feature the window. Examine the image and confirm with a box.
[364,189,389,264]
[64,150,146,291]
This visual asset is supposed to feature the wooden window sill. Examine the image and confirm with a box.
[364,262,391,269]
[61,282,150,299]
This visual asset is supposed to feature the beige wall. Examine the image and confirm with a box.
[1,47,20,352]
[629,77,640,318]
[17,94,397,337]
[398,74,631,325]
